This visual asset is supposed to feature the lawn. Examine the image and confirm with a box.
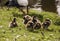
[0,7,60,41]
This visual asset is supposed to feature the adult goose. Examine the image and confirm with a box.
[5,0,29,15]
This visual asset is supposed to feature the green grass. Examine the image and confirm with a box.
[0,7,60,41]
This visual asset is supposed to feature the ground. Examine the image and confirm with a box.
[0,7,60,41]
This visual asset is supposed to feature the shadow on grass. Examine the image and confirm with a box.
[32,31,39,33]
[26,29,39,33]
[12,13,23,18]
[12,12,43,22]
[58,29,60,32]
[28,30,39,33]
[46,29,54,32]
